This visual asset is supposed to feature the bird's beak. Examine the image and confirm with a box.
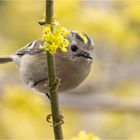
[76,52,93,59]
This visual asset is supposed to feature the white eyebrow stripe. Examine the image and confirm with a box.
[29,40,37,49]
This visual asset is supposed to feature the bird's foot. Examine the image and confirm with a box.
[43,82,49,88]
[43,77,61,99]
[43,77,61,90]
[54,77,61,89]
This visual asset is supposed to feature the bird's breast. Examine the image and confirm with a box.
[20,53,92,93]
[55,55,92,92]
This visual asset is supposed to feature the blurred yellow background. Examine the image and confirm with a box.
[0,0,140,139]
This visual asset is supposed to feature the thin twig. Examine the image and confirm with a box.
[45,0,63,139]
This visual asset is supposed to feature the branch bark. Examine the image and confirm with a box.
[45,0,63,139]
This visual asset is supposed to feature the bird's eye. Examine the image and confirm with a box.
[71,45,78,52]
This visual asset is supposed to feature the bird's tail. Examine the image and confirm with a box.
[0,56,13,64]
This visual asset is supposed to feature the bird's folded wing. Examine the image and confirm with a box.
[16,39,44,55]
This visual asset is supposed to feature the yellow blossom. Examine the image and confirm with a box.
[70,131,101,140]
[44,25,51,33]
[42,16,70,55]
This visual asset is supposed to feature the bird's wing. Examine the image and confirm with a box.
[16,39,45,55]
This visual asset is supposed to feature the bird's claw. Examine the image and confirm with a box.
[54,77,61,89]
[43,77,61,90]
[43,82,49,88]
[43,77,61,99]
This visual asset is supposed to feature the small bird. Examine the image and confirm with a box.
[0,31,94,98]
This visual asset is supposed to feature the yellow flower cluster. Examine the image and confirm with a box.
[70,131,101,140]
[42,18,70,55]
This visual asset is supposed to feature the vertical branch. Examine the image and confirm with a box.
[45,0,63,139]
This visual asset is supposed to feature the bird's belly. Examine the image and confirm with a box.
[20,53,91,94]
[56,58,91,92]
[20,54,48,87]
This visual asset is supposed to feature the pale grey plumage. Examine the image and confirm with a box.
[0,32,94,97]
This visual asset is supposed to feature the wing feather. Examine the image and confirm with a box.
[16,39,44,55]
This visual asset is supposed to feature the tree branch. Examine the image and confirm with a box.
[45,0,63,139]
